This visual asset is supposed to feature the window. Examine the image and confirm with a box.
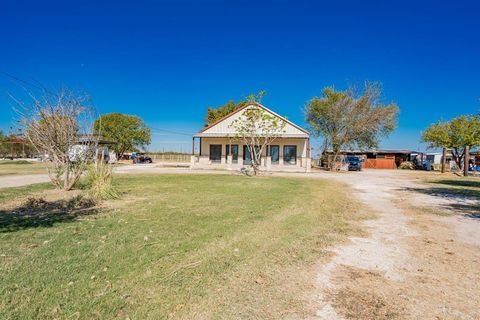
[270,145,279,164]
[209,144,222,162]
[243,145,260,165]
[283,145,297,165]
[226,144,239,163]
[426,155,435,163]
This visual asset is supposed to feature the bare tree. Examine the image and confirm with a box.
[229,104,286,175]
[15,88,98,190]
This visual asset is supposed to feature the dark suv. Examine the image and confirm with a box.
[131,153,153,164]
[346,155,362,171]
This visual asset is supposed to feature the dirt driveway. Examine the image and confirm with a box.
[312,170,480,320]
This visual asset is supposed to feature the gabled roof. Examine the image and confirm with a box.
[194,102,309,138]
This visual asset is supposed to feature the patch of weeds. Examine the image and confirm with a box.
[85,163,118,200]
[417,206,453,217]
[332,287,402,320]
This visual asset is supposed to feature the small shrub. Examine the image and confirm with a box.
[85,161,118,200]
[398,161,414,170]
[25,197,48,208]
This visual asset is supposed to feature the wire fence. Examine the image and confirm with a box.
[147,154,191,163]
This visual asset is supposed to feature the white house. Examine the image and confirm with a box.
[190,102,311,172]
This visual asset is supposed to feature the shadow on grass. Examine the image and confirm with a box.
[404,185,480,216]
[430,179,480,189]
[0,196,98,233]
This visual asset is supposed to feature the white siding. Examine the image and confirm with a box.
[202,104,308,137]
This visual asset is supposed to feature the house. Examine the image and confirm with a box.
[190,102,311,172]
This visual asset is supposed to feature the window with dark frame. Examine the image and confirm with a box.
[270,145,279,164]
[243,145,260,165]
[209,144,222,162]
[283,145,297,165]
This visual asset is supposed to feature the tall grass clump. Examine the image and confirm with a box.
[86,161,118,200]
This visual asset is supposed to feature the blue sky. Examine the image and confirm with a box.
[1,0,479,155]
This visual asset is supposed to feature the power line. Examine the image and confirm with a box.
[0,71,55,96]
[0,71,42,90]
[1,71,197,139]
[150,127,193,136]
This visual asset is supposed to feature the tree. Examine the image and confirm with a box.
[422,115,480,173]
[205,100,247,126]
[93,113,151,158]
[305,82,399,170]
[229,103,286,175]
[0,130,7,158]
[204,91,267,126]
[421,121,450,173]
[16,88,98,190]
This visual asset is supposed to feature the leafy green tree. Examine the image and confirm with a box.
[422,115,480,169]
[305,82,399,170]
[205,100,247,126]
[204,91,267,125]
[94,113,151,158]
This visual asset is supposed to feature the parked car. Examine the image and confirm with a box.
[346,155,362,171]
[131,153,153,164]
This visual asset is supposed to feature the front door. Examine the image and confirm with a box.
[270,145,279,164]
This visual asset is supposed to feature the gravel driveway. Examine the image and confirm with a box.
[311,170,480,320]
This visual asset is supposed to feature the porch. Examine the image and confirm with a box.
[190,137,311,172]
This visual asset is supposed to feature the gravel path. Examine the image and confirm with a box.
[0,174,50,189]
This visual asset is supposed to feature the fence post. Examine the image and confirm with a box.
[464,146,469,176]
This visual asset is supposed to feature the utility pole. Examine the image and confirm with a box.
[441,147,446,173]
[464,145,470,177]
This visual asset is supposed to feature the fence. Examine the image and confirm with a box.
[363,158,396,169]
[147,154,191,163]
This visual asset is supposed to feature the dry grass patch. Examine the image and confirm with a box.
[0,160,48,176]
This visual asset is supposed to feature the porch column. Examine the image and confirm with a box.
[266,156,272,171]
[306,138,311,172]
[227,139,232,168]
[238,145,243,166]
[190,137,195,168]
[221,144,226,165]
[279,143,284,166]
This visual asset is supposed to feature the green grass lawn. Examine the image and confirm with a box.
[0,160,48,176]
[0,174,366,319]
